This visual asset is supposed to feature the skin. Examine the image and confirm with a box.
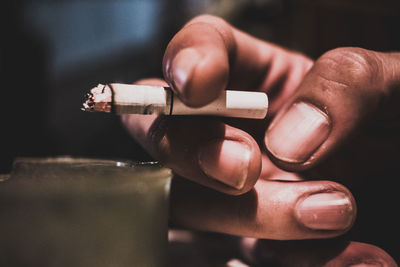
[122,15,399,266]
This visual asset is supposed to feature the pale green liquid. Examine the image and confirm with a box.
[0,157,171,267]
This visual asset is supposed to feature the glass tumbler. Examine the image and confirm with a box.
[0,157,171,267]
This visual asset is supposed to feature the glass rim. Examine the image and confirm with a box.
[13,156,161,168]
[2,157,171,196]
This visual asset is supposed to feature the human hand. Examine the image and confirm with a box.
[123,15,399,265]
[168,230,396,266]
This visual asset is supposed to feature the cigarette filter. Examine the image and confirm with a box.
[82,83,268,119]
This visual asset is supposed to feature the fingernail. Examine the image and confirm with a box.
[295,192,354,230]
[171,48,201,95]
[198,139,251,190]
[265,102,330,163]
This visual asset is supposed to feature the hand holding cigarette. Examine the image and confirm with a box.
[121,15,399,265]
[83,83,268,119]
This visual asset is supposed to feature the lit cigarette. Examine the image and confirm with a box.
[82,83,268,119]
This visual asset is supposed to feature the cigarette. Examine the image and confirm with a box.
[82,83,268,119]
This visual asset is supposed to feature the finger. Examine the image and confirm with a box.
[264,47,400,170]
[124,115,262,195]
[122,79,262,195]
[242,239,397,267]
[163,14,312,109]
[170,176,357,240]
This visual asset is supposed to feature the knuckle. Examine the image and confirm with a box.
[120,114,130,127]
[146,116,171,163]
[316,47,383,87]
[187,14,227,27]
[184,14,234,50]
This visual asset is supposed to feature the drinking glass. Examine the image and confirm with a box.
[0,157,171,267]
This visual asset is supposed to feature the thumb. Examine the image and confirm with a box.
[264,47,400,170]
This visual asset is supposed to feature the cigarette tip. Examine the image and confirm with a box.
[81,92,95,112]
[81,84,113,113]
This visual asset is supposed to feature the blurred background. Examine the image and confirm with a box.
[1,0,400,263]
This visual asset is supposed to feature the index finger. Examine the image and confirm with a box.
[163,15,313,111]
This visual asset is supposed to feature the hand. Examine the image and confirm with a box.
[168,230,397,266]
[123,15,399,264]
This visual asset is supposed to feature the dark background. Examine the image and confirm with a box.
[1,0,400,263]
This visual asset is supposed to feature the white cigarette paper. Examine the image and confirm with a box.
[83,83,268,119]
